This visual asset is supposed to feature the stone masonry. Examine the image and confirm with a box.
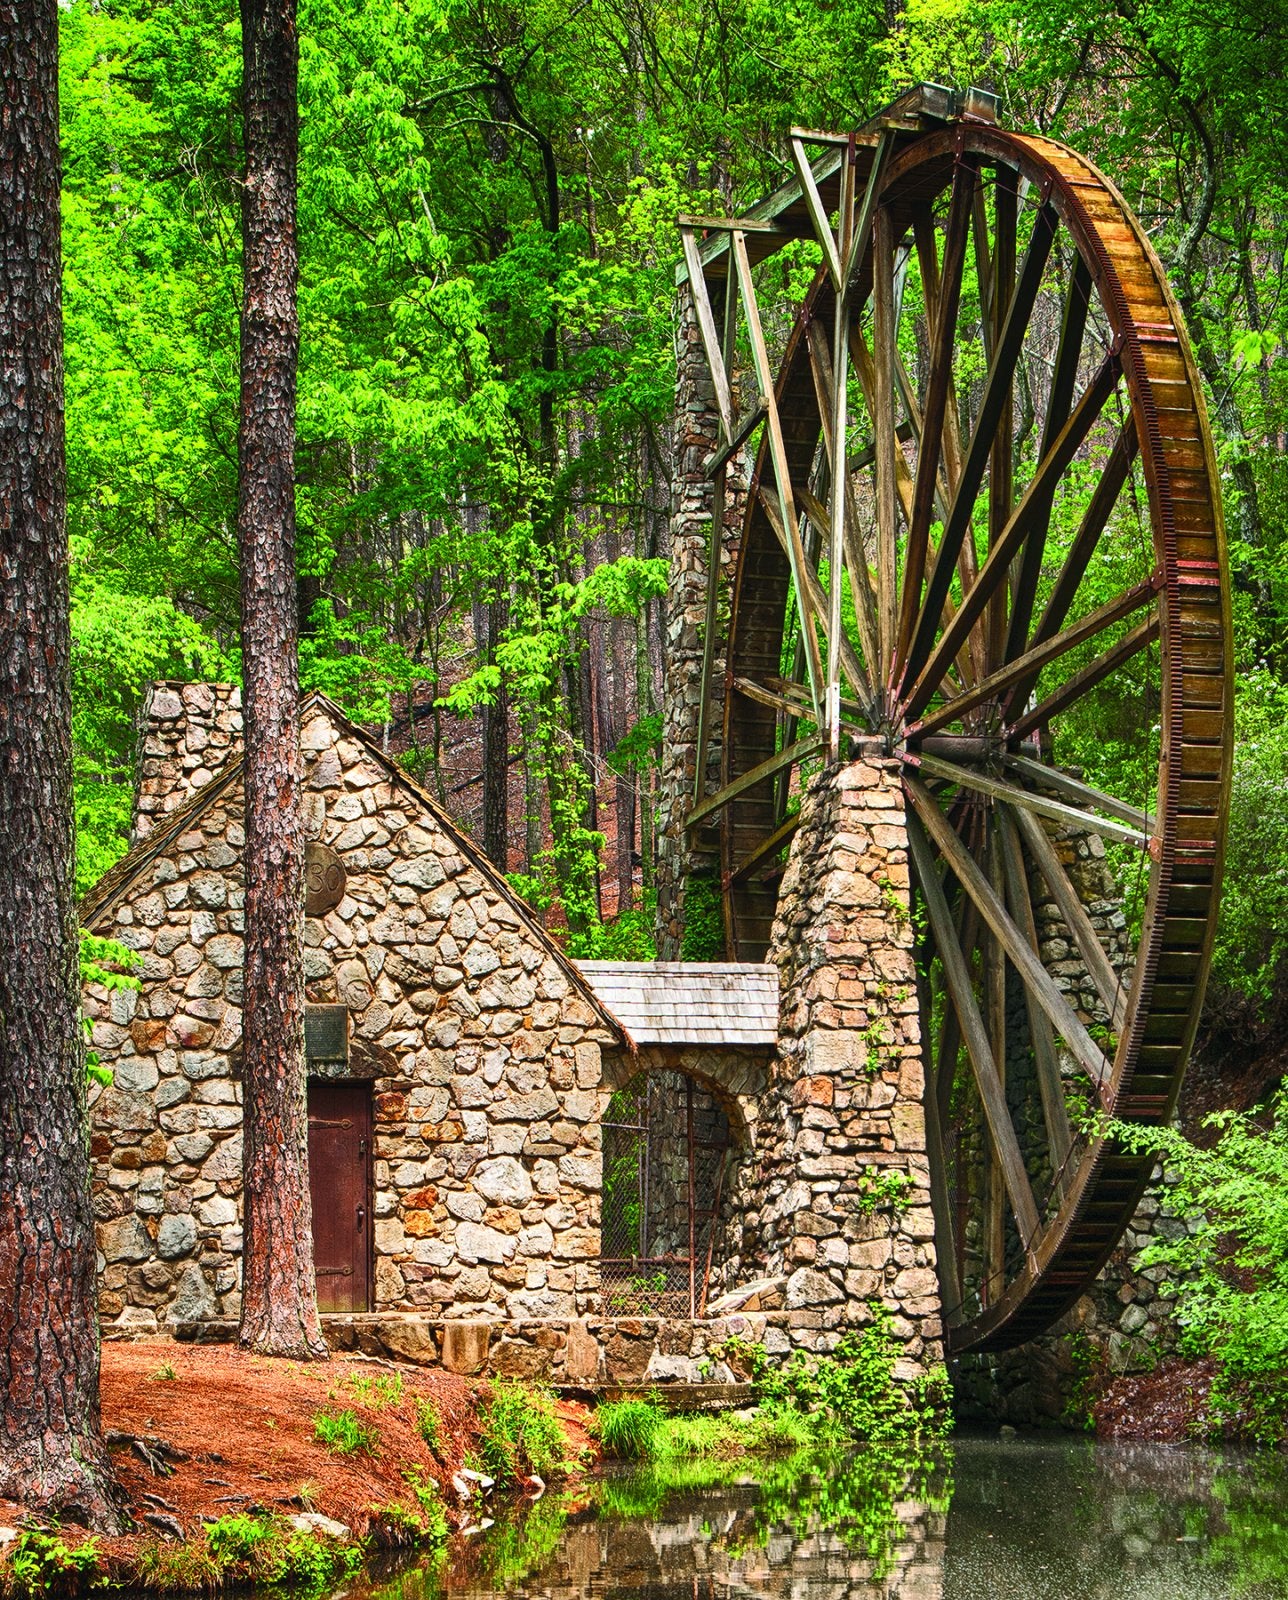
[717,760,943,1377]
[130,681,244,845]
[655,280,749,958]
[82,693,620,1333]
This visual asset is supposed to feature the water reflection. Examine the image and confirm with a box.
[366,1435,1288,1600]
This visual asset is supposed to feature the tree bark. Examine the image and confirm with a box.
[0,0,125,1527]
[236,0,326,1360]
[482,594,510,871]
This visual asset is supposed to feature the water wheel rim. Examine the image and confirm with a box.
[713,122,1232,1353]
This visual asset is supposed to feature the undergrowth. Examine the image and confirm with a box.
[596,1313,950,1462]
[312,1407,378,1454]
[478,1380,566,1486]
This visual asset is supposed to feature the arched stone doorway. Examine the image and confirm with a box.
[599,1067,742,1317]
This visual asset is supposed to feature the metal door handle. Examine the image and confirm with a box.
[356,1206,365,1229]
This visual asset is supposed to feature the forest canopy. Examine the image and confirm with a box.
[63,0,1288,996]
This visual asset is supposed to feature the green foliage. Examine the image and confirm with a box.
[1113,1096,1288,1441]
[401,1466,449,1545]
[78,930,142,1087]
[680,874,725,962]
[1061,1331,1102,1432]
[747,1315,952,1442]
[4,1533,101,1599]
[312,1407,378,1455]
[596,1397,665,1460]
[414,1397,441,1456]
[338,1370,403,1410]
[200,1513,362,1590]
[853,1168,913,1217]
[478,1381,566,1487]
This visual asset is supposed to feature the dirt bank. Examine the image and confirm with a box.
[0,1341,594,1588]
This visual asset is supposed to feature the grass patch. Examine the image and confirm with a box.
[478,1380,565,1487]
[136,1513,363,1594]
[596,1397,664,1460]
[313,1407,378,1454]
[338,1370,403,1410]
[414,1396,441,1456]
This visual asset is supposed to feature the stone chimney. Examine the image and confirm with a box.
[131,681,243,844]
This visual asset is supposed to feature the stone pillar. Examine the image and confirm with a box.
[744,758,943,1375]
[654,280,748,959]
[131,681,243,843]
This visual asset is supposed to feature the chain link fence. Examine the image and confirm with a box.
[600,1069,732,1317]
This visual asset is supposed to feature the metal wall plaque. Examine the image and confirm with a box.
[305,1003,349,1064]
[305,841,347,915]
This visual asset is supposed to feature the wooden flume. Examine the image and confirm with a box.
[676,84,1232,1353]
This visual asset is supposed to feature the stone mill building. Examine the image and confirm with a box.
[82,681,943,1381]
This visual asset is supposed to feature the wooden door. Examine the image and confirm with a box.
[307,1080,372,1313]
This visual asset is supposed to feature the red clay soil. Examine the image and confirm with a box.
[0,1341,592,1560]
[1094,1356,1219,1441]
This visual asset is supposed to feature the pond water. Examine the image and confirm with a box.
[360,1435,1288,1600]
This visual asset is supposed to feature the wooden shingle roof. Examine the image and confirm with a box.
[574,961,779,1047]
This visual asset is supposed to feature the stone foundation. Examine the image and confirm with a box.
[720,759,943,1376]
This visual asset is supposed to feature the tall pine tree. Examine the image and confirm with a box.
[0,0,124,1525]
[236,0,327,1359]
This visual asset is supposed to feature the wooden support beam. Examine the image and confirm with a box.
[905,776,1114,1099]
[873,204,899,686]
[903,352,1119,719]
[703,400,767,479]
[731,230,825,713]
[902,203,1059,693]
[789,135,843,288]
[1011,802,1129,1034]
[907,809,1042,1254]
[1001,755,1154,833]
[995,803,1074,1189]
[686,734,826,831]
[908,576,1158,737]
[729,812,801,884]
[1007,611,1160,743]
[915,751,1150,848]
[679,228,734,442]
[896,164,978,668]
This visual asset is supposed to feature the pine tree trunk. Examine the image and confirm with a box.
[236,0,326,1360]
[0,0,125,1527]
[482,595,510,871]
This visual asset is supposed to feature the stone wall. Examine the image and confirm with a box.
[718,759,943,1376]
[654,281,749,959]
[84,700,617,1332]
[131,681,242,844]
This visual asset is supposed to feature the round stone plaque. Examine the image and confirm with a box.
[305,841,347,916]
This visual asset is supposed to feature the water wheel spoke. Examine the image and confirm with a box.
[905,775,1113,1099]
[903,351,1121,721]
[1006,255,1094,661]
[985,167,1018,674]
[910,576,1158,738]
[1003,416,1139,717]
[732,230,825,713]
[1008,611,1160,743]
[901,203,1060,696]
[872,205,900,687]
[1001,755,1154,833]
[908,808,1042,1256]
[770,487,872,701]
[995,803,1074,1187]
[916,752,1149,849]
[1010,802,1129,1034]
[805,322,881,690]
[896,162,978,668]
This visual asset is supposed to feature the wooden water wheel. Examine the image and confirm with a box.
[678,86,1232,1354]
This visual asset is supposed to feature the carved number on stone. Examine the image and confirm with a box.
[305,842,347,915]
